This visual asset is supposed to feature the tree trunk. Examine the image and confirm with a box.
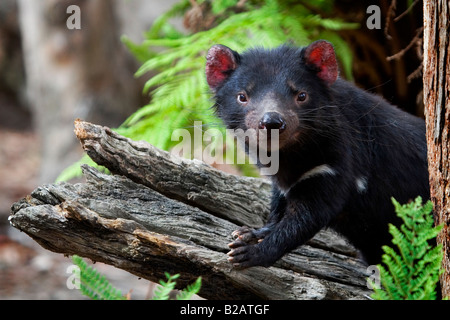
[423,0,450,299]
[9,120,372,300]
[17,0,142,183]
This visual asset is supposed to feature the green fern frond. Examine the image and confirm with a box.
[153,272,202,300]
[371,197,444,300]
[72,255,126,300]
[376,264,402,300]
[175,276,202,300]
[153,272,180,300]
[72,256,202,300]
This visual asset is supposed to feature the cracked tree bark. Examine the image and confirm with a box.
[9,119,372,300]
[423,0,450,299]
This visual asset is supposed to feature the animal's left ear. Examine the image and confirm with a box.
[303,40,338,85]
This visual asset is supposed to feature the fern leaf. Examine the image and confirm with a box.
[176,277,202,300]
[371,197,443,300]
[153,272,180,300]
[72,255,126,300]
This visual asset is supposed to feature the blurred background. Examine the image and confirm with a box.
[0,0,424,299]
[0,0,179,300]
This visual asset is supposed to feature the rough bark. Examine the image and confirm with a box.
[423,0,450,299]
[9,120,372,300]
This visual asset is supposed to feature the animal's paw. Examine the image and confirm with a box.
[228,227,276,268]
[227,243,265,268]
[230,226,259,244]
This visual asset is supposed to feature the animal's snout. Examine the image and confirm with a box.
[258,112,286,133]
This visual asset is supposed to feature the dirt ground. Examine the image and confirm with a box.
[0,102,156,300]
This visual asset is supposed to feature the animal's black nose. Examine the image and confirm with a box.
[258,112,286,133]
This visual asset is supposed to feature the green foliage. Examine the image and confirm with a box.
[71,255,202,300]
[153,272,202,300]
[370,197,443,300]
[58,0,358,181]
[72,255,126,300]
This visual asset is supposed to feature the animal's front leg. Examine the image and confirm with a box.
[227,223,278,268]
[228,216,301,268]
[226,215,301,268]
[227,193,339,268]
[227,217,311,268]
[228,186,285,247]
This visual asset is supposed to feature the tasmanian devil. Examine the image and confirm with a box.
[205,40,430,268]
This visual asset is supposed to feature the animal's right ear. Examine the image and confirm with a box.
[206,45,239,92]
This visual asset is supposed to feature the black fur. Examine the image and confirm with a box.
[206,41,429,268]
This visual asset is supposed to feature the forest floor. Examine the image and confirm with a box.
[0,100,155,300]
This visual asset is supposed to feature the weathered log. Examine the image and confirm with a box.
[9,120,372,299]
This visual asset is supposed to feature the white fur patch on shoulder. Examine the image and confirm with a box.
[278,164,337,196]
[299,164,337,183]
[355,177,368,193]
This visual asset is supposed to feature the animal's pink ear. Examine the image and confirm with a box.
[303,40,338,85]
[206,45,239,91]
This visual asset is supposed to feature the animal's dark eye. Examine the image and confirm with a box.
[297,92,307,102]
[237,93,248,104]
